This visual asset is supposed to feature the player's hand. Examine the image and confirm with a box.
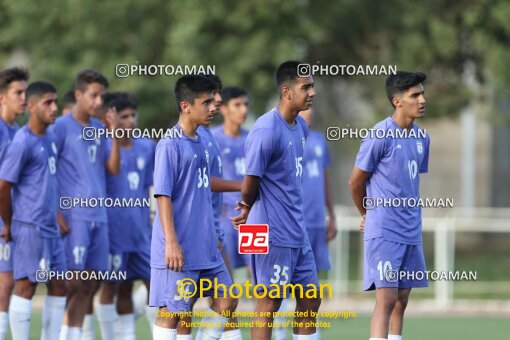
[230,201,251,230]
[57,211,70,235]
[327,217,338,241]
[360,214,366,233]
[0,224,11,243]
[103,107,119,131]
[217,239,224,253]
[165,240,184,272]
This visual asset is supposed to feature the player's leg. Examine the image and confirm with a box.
[219,249,242,340]
[66,221,108,338]
[142,279,158,332]
[0,273,13,340]
[116,281,136,340]
[9,279,36,340]
[252,297,283,339]
[177,296,197,339]
[387,243,428,339]
[98,250,123,339]
[8,222,46,340]
[291,244,321,337]
[364,238,413,339]
[41,236,67,340]
[151,269,196,340]
[197,264,238,340]
[98,282,118,339]
[82,287,99,340]
[370,288,398,337]
[249,246,293,339]
[387,288,411,339]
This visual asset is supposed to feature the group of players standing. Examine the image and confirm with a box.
[0,59,430,340]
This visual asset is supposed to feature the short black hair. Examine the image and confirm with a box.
[0,67,29,92]
[221,87,248,105]
[106,92,138,112]
[26,81,57,101]
[276,60,302,88]
[75,69,109,92]
[62,90,76,107]
[385,71,427,107]
[204,74,222,90]
[174,75,217,112]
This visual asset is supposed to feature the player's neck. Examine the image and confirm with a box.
[0,109,17,126]
[72,107,91,125]
[119,137,132,147]
[391,112,414,130]
[276,103,298,126]
[28,117,47,136]
[223,120,241,137]
[177,116,198,139]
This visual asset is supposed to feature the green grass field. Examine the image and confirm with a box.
[18,314,508,339]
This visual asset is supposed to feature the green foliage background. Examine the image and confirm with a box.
[1,0,510,127]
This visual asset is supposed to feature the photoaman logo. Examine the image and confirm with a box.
[238,224,269,254]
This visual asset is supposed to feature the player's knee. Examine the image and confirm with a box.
[396,294,409,311]
[297,297,321,313]
[0,277,14,297]
[117,282,133,299]
[381,294,398,311]
[214,297,238,312]
[13,281,36,300]
[48,280,68,297]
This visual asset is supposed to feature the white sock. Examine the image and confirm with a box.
[220,329,242,339]
[196,308,229,340]
[97,304,116,339]
[388,336,402,340]
[41,296,66,340]
[67,326,82,340]
[292,334,317,340]
[0,311,8,340]
[115,313,136,340]
[146,306,158,334]
[81,314,95,340]
[153,325,177,340]
[133,285,148,319]
[59,324,68,340]
[9,295,32,340]
[176,335,192,340]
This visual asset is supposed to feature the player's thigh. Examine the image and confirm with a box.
[306,228,331,271]
[363,237,406,291]
[64,220,93,270]
[11,222,46,284]
[201,264,236,312]
[85,222,109,272]
[251,246,295,289]
[399,243,428,289]
[149,268,199,313]
[0,237,13,274]
[125,250,150,282]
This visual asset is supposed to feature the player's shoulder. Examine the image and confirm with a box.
[250,109,278,135]
[210,125,223,137]
[90,117,105,129]
[309,129,326,143]
[372,116,393,130]
[412,122,430,141]
[10,125,33,146]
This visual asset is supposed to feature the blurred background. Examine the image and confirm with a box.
[1,0,509,338]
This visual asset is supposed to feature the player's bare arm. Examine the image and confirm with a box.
[210,177,242,192]
[56,210,70,235]
[104,107,121,175]
[325,168,338,241]
[157,195,184,272]
[348,166,370,232]
[0,180,12,242]
[230,175,260,228]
